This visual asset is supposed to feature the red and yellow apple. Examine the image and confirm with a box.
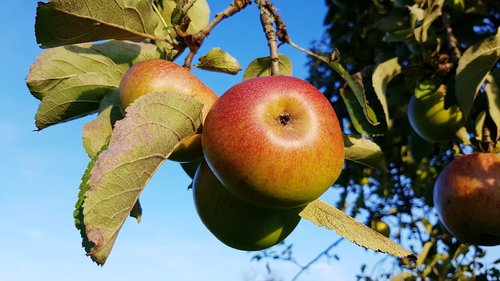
[193,161,301,251]
[433,152,500,246]
[118,59,218,162]
[202,76,344,209]
[407,83,463,143]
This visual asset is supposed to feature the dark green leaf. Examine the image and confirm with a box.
[455,28,500,119]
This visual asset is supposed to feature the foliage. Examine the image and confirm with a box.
[299,0,500,279]
[24,0,499,279]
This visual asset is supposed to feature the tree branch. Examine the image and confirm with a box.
[291,238,344,281]
[183,0,250,68]
[257,0,280,76]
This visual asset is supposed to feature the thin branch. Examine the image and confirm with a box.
[441,11,461,64]
[291,238,344,281]
[182,0,250,68]
[257,0,280,75]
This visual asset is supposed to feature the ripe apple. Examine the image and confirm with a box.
[193,161,301,251]
[118,59,218,162]
[407,83,463,143]
[433,152,500,246]
[202,76,344,209]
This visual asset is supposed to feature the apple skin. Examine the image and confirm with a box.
[202,76,344,209]
[407,85,463,143]
[193,161,302,251]
[433,152,500,246]
[119,59,218,162]
[371,220,390,238]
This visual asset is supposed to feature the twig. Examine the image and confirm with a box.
[441,11,461,63]
[182,0,250,68]
[257,0,280,75]
[290,238,344,281]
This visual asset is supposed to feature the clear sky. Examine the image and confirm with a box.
[1,1,498,281]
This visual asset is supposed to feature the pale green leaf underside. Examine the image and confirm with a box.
[26,41,161,129]
[82,93,203,265]
[82,92,123,158]
[344,134,388,172]
[195,47,242,75]
[243,54,293,80]
[455,28,500,119]
[160,0,210,35]
[372,57,401,128]
[300,199,414,259]
[35,0,168,48]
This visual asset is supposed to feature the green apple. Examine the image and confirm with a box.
[407,83,463,143]
[202,76,345,209]
[118,59,218,162]
[371,219,391,238]
[193,161,301,251]
[433,152,500,246]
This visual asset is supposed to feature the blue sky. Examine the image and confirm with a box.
[2,1,498,281]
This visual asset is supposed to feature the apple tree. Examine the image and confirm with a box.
[25,0,499,280]
[252,0,500,280]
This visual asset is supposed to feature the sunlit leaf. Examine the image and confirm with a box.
[159,0,210,35]
[409,0,445,43]
[82,93,203,265]
[243,55,292,80]
[455,28,500,119]
[372,57,401,128]
[26,41,162,129]
[340,85,385,136]
[343,134,388,172]
[35,0,169,48]
[300,199,415,259]
[195,47,242,74]
[82,92,123,158]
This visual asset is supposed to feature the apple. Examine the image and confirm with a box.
[202,76,344,209]
[371,219,390,238]
[118,59,218,162]
[193,161,301,251]
[407,83,463,143]
[433,152,500,246]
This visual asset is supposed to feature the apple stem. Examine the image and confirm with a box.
[257,0,281,76]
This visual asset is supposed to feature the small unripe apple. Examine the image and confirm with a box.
[371,219,390,238]
[193,161,301,251]
[202,76,344,209]
[433,152,500,246]
[407,83,463,143]
[118,59,218,162]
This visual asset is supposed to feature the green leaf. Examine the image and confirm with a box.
[455,28,500,119]
[159,0,210,35]
[340,85,385,136]
[82,92,123,158]
[243,55,293,80]
[416,240,434,267]
[485,69,500,141]
[129,200,143,223]
[300,199,415,259]
[195,47,242,75]
[35,0,169,48]
[372,57,402,128]
[409,0,445,43]
[343,134,388,172]
[26,41,162,129]
[82,93,203,265]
